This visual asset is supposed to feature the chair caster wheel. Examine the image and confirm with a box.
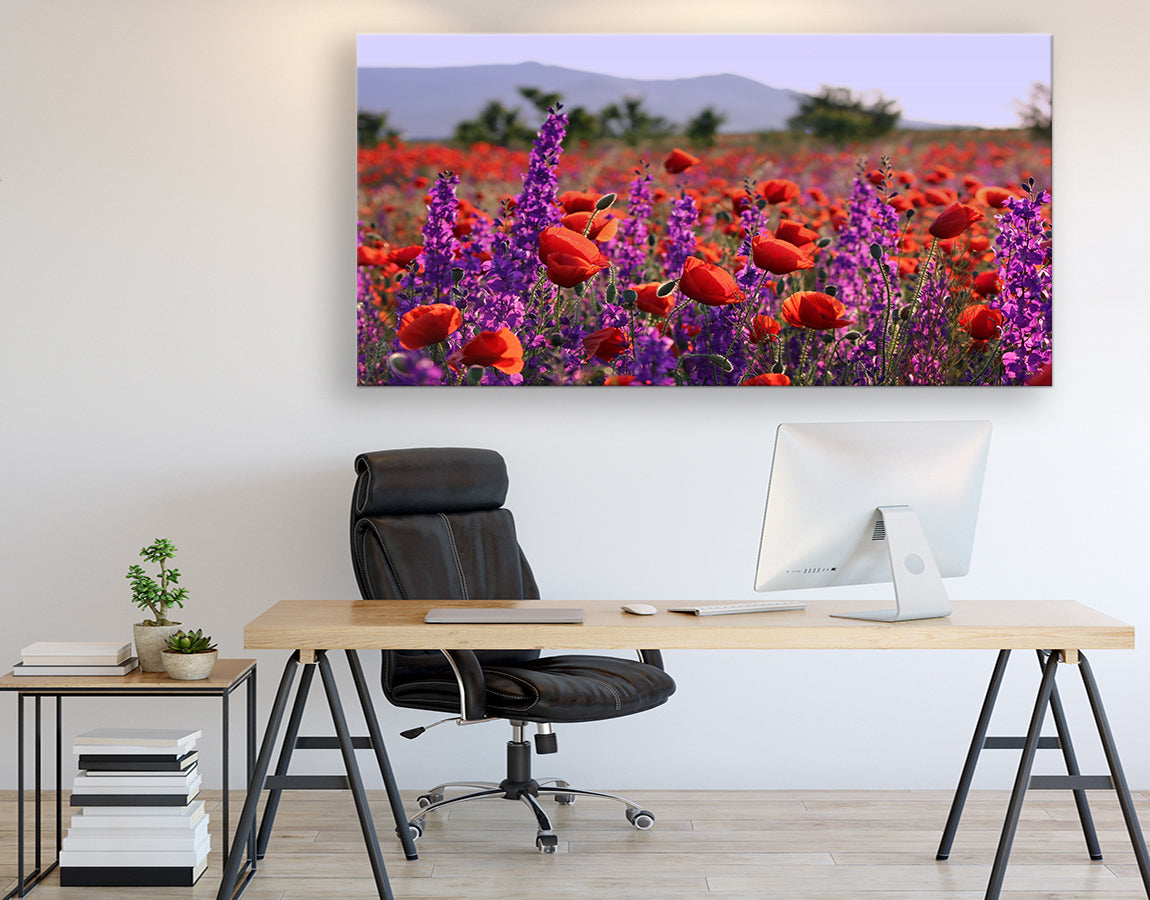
[536,832,559,853]
[626,808,655,830]
[405,820,424,841]
[416,792,442,808]
[554,793,575,805]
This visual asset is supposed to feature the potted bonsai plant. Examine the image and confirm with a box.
[161,628,218,680]
[127,538,188,672]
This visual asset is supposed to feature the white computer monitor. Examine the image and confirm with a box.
[754,420,992,622]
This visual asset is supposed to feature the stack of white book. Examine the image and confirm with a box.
[13,641,138,676]
[60,728,210,887]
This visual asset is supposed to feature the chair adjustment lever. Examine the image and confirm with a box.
[401,715,496,740]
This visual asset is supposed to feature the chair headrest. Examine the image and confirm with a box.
[353,448,509,516]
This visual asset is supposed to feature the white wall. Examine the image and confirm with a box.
[1,0,1146,794]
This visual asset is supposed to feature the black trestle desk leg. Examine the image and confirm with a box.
[316,650,393,900]
[1078,652,1150,896]
[256,661,316,859]
[215,651,301,900]
[1037,650,1101,860]
[937,649,1011,860]
[984,648,1060,900]
[345,649,419,860]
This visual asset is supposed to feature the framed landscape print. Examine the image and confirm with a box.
[356,34,1052,386]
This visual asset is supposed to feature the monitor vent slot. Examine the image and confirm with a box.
[871,519,886,541]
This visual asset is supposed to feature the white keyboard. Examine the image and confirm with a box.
[667,601,806,616]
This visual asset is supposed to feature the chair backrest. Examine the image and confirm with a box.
[350,448,542,694]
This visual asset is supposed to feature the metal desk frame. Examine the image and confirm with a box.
[215,600,1149,900]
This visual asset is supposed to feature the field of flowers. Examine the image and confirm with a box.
[357,111,1051,386]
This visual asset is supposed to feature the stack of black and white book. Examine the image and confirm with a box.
[13,641,138,676]
[60,727,210,886]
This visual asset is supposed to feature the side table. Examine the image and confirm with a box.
[0,658,257,898]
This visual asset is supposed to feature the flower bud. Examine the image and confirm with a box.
[388,353,411,375]
[656,279,678,298]
[845,330,861,342]
[465,366,485,385]
[595,192,617,211]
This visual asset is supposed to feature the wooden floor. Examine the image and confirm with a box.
[2,788,1148,899]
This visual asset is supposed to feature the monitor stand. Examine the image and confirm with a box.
[830,505,953,622]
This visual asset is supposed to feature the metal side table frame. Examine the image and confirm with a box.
[0,659,257,899]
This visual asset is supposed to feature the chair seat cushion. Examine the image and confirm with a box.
[390,655,676,722]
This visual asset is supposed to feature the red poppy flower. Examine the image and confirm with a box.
[679,256,745,306]
[923,187,959,207]
[357,244,391,266]
[751,234,816,276]
[633,282,674,317]
[561,211,620,243]
[388,245,423,267]
[557,190,599,214]
[1026,362,1052,386]
[583,327,630,363]
[972,271,1002,297]
[749,315,781,343]
[538,225,609,288]
[664,148,701,174]
[958,304,1004,341]
[975,186,1018,209]
[775,220,819,248]
[396,303,463,350]
[741,373,791,386]
[929,203,982,240]
[780,291,854,330]
[450,328,525,374]
[759,179,801,204]
[604,374,637,385]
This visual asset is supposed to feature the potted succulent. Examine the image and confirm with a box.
[126,538,188,672]
[161,629,218,680]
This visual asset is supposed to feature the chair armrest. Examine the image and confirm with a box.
[439,649,487,720]
[638,649,665,670]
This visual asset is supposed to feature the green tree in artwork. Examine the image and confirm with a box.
[788,86,901,141]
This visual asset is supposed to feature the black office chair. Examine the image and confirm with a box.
[349,447,676,853]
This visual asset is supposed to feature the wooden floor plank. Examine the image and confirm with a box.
[1,789,1146,899]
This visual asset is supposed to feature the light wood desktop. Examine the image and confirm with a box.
[217,600,1146,900]
[242,598,1134,654]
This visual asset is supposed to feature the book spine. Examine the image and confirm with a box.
[70,793,197,807]
[59,862,207,887]
[60,840,208,867]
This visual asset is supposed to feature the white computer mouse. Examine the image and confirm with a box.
[620,603,658,616]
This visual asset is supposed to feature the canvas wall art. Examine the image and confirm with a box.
[356,34,1052,386]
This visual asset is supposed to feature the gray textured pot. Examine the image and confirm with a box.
[162,649,218,681]
[133,623,182,672]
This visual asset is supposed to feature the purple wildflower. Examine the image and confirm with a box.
[404,170,460,315]
[487,107,567,307]
[612,165,654,286]
[994,185,1052,384]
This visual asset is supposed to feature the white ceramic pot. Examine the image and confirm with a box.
[133,623,183,672]
[162,649,218,681]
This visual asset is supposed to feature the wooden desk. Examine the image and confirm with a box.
[242,598,1135,652]
[0,659,257,899]
[218,601,1147,900]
